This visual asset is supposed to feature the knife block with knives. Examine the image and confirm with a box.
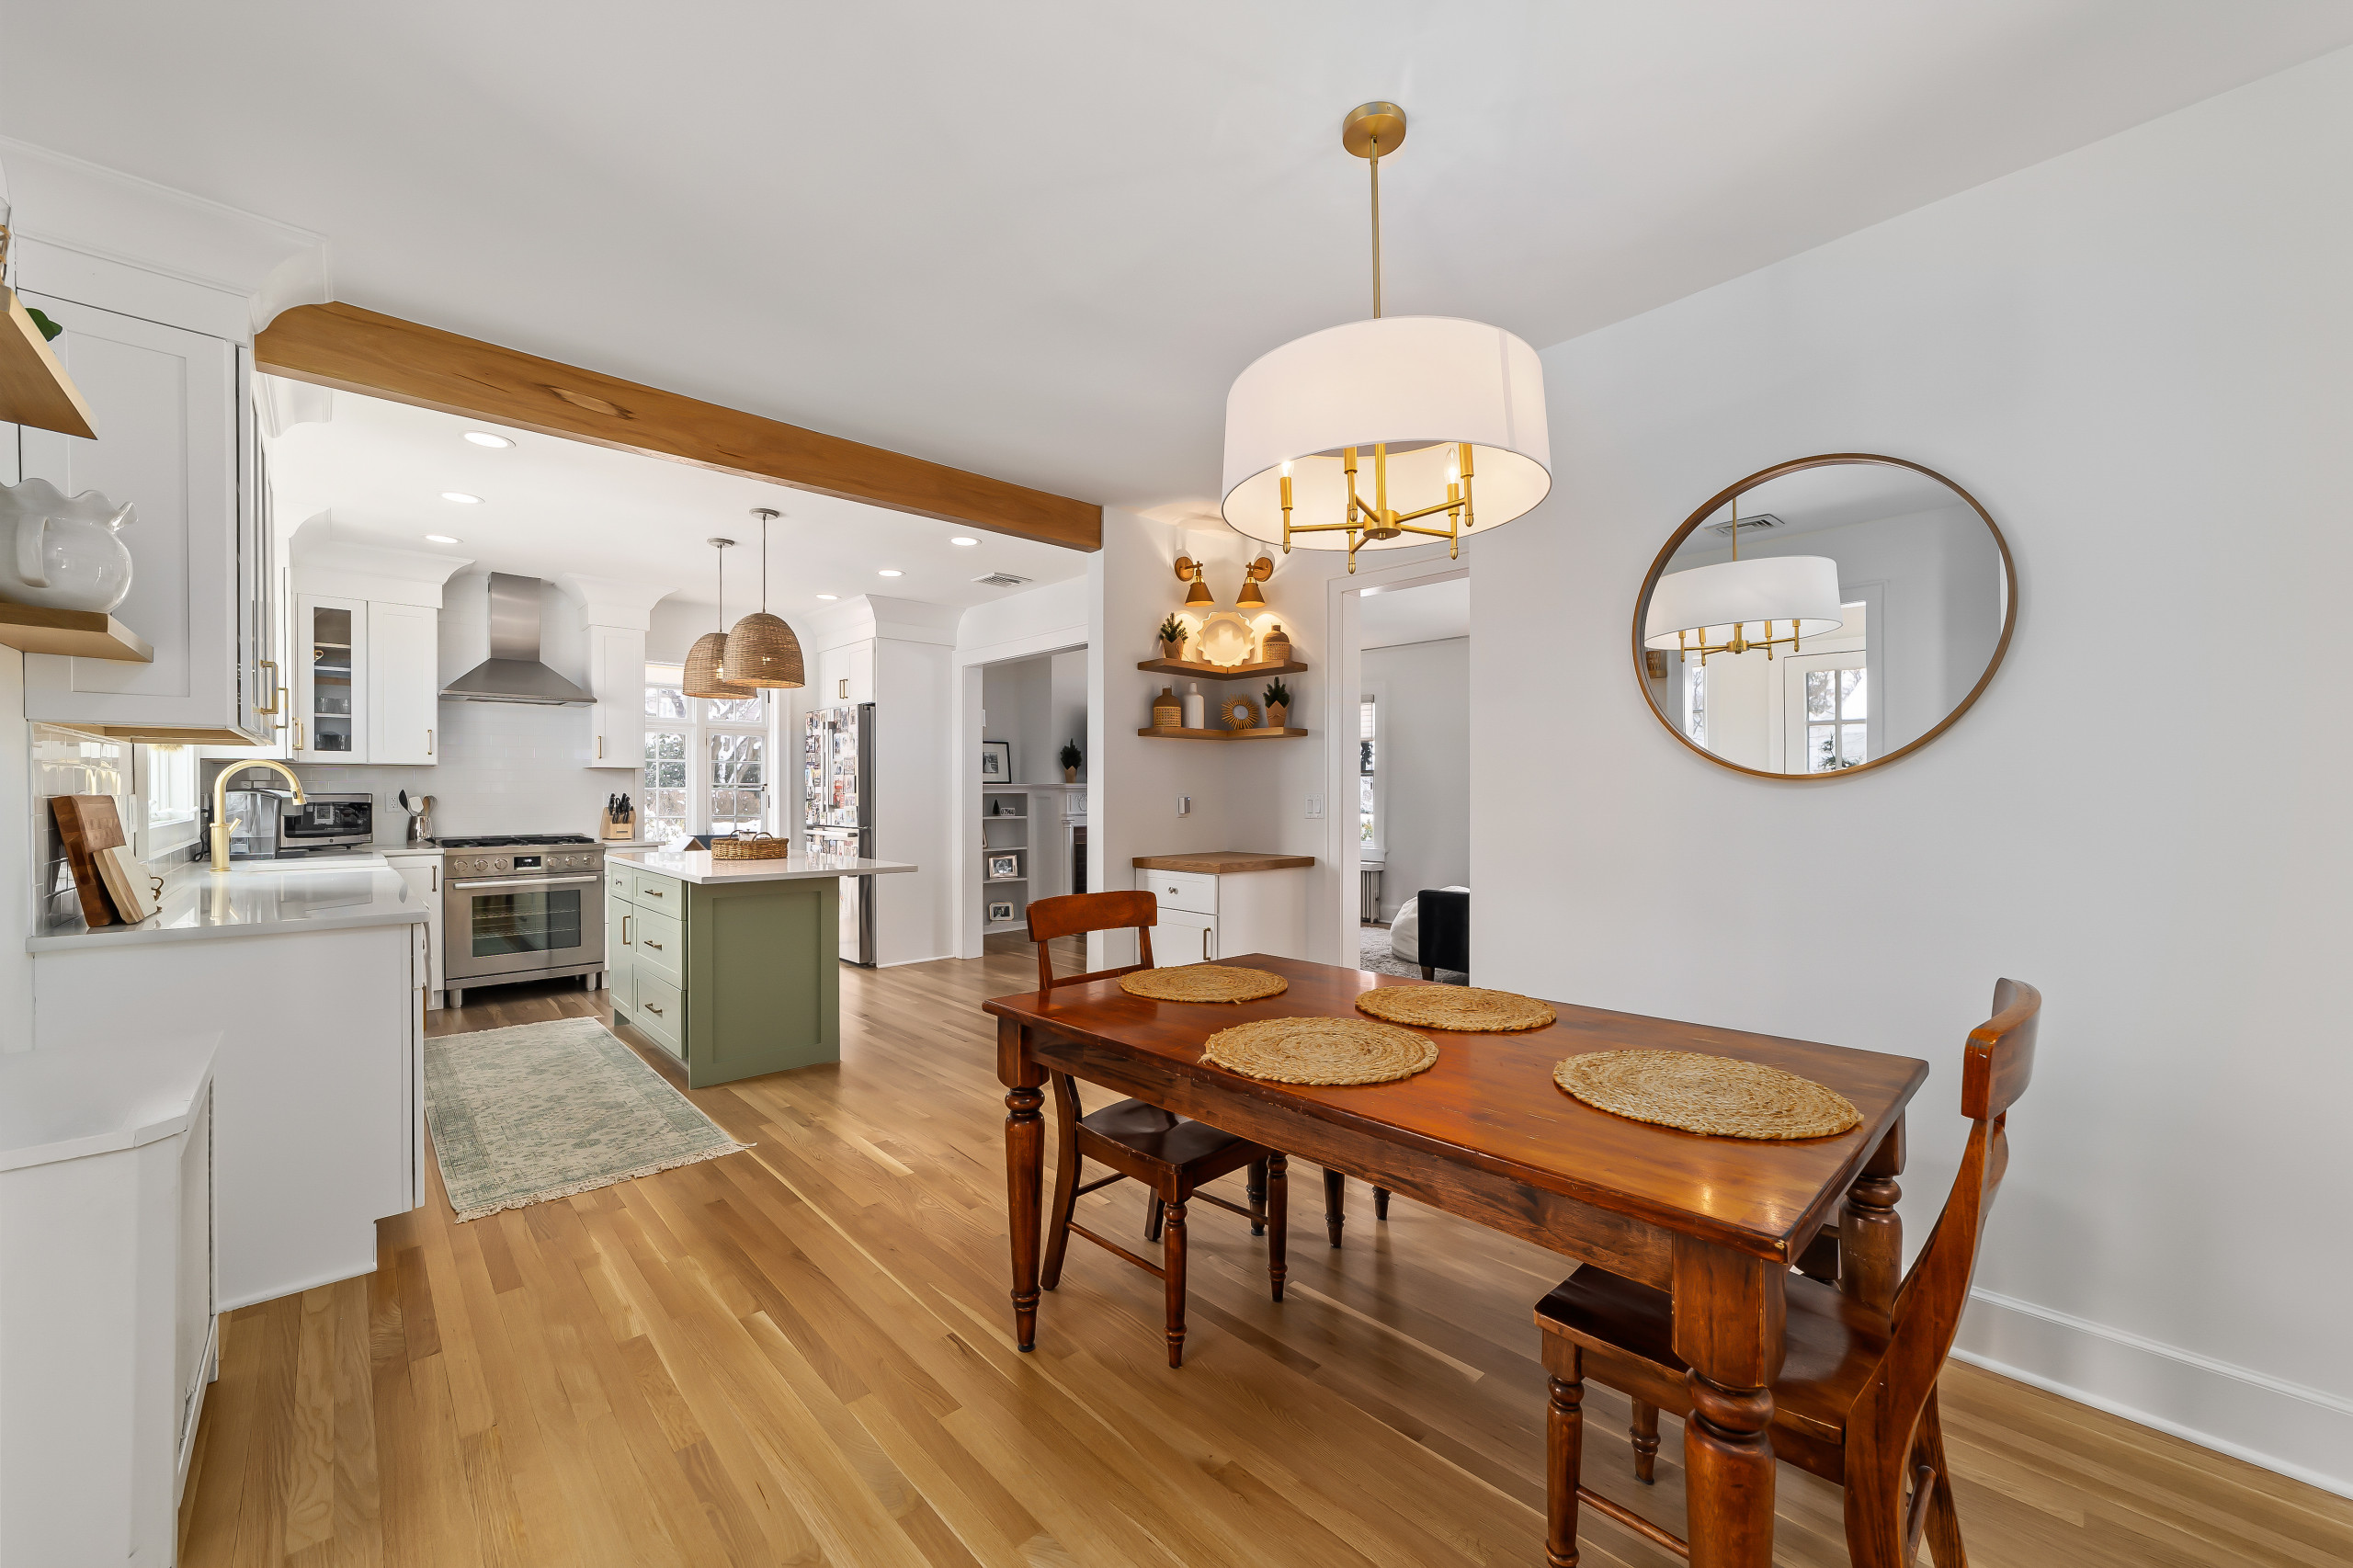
[598,794,636,842]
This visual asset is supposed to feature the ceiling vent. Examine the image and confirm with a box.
[972,571,1032,588]
[1706,511,1786,538]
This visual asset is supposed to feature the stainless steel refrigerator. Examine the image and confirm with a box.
[804,702,877,965]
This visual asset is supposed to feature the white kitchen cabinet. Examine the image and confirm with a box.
[815,639,876,705]
[17,291,270,744]
[294,592,369,761]
[0,1035,219,1567]
[587,622,645,767]
[385,848,447,1008]
[1133,862,1309,963]
[369,600,440,765]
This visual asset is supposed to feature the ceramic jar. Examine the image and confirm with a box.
[1151,686,1182,730]
[1260,622,1292,665]
[0,479,135,613]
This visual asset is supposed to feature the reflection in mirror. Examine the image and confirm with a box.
[1637,458,2012,777]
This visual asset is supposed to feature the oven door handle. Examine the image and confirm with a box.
[449,874,603,890]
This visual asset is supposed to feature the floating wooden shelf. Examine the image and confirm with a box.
[0,288,97,438]
[0,605,153,662]
[1135,656,1308,681]
[1136,726,1310,741]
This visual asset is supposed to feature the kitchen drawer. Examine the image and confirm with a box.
[629,868,682,910]
[1154,909,1219,963]
[631,905,684,984]
[631,970,686,1060]
[1137,869,1217,916]
[607,867,633,905]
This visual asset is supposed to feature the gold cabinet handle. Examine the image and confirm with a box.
[621,915,631,945]
[429,866,438,892]
[294,720,305,752]
[256,658,279,713]
[597,734,605,759]
[642,938,663,950]
[643,1003,664,1016]
[426,728,433,756]
[1202,926,1212,961]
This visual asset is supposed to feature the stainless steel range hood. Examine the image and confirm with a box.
[440,573,594,705]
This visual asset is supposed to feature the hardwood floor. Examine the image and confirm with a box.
[178,939,2353,1567]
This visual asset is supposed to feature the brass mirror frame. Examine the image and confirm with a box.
[1631,452,2018,782]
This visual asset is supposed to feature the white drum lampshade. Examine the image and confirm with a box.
[1643,556,1845,649]
[1221,315,1552,552]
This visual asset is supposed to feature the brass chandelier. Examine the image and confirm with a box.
[1220,102,1552,572]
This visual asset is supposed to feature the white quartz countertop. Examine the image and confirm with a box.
[610,847,919,886]
[28,858,430,952]
[0,1033,221,1172]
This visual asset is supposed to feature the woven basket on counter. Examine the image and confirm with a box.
[710,832,791,861]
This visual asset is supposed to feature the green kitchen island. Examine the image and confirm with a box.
[604,847,918,1087]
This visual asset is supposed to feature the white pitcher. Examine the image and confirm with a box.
[0,477,135,613]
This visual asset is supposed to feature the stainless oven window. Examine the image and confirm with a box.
[468,888,585,959]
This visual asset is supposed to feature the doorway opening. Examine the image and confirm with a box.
[959,645,1088,956]
[1349,575,1471,983]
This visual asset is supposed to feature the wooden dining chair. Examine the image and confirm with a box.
[1027,892,1288,1368]
[1533,978,2040,1568]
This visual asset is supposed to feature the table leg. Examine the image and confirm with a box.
[1841,1118,1905,1316]
[996,1017,1046,1351]
[1673,1236,1785,1568]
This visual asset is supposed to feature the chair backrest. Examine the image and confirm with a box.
[1024,891,1158,995]
[1847,978,2041,1535]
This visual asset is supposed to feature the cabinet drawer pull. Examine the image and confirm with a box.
[1202,926,1212,961]
[643,1003,664,1016]
[642,938,663,950]
[641,886,665,898]
[620,915,631,945]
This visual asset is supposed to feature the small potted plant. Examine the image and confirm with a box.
[1263,676,1291,730]
[1059,738,1082,783]
[1157,614,1187,661]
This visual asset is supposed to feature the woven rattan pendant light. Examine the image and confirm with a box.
[720,506,805,688]
[683,537,757,699]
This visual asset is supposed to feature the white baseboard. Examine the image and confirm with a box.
[1954,1288,2352,1499]
[220,1253,378,1313]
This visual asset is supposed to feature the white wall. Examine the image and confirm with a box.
[1363,637,1469,921]
[1478,48,2353,1493]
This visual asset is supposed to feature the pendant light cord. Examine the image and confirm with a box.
[1370,133,1383,319]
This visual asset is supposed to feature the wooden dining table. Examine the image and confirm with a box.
[985,953,1929,1568]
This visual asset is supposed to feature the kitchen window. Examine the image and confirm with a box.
[133,743,201,859]
[642,665,776,842]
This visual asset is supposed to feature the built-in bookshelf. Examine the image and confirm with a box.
[979,783,1087,937]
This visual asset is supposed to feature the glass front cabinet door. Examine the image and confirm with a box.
[295,594,369,762]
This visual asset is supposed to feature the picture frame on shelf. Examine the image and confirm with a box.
[980,740,1012,780]
[987,853,1020,880]
[988,900,1016,923]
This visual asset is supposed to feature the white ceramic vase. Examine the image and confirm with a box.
[0,478,136,613]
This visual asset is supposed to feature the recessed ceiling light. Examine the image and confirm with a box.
[950,536,979,547]
[424,534,462,545]
[462,431,514,449]
[440,492,482,505]
[815,593,838,600]
[878,569,904,577]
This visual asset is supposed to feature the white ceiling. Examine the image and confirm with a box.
[1359,576,1470,650]
[267,390,1088,612]
[1669,461,1965,563]
[7,5,2349,518]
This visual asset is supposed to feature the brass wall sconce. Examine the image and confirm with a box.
[1174,555,1215,607]
[1235,556,1275,608]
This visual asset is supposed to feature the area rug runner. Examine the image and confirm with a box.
[424,1017,751,1221]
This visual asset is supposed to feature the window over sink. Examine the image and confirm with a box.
[642,665,775,844]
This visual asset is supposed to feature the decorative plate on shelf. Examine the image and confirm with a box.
[1221,695,1262,730]
[1192,610,1256,666]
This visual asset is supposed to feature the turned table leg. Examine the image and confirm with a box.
[1324,1167,1347,1247]
[1674,1236,1784,1568]
[996,1017,1046,1351]
[1842,1118,1905,1316]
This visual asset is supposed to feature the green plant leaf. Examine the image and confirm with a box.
[25,306,63,343]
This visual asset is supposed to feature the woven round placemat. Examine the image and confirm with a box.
[1118,964,1289,1004]
[1552,1051,1860,1141]
[1201,1016,1438,1085]
[1356,985,1557,1033]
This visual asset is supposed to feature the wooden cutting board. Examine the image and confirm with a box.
[51,794,126,927]
[97,844,163,924]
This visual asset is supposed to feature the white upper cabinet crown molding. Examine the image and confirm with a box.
[0,136,328,342]
[556,574,679,631]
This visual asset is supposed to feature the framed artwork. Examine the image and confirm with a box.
[988,900,1016,922]
[980,741,1012,780]
[988,854,1021,880]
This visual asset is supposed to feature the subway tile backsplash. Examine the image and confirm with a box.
[31,724,128,933]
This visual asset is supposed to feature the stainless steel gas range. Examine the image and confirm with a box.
[438,834,607,1006]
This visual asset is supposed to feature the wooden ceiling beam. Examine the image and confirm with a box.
[252,302,1101,551]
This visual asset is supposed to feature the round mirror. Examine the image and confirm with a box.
[1633,455,2015,778]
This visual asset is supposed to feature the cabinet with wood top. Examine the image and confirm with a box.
[1131,853,1313,962]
